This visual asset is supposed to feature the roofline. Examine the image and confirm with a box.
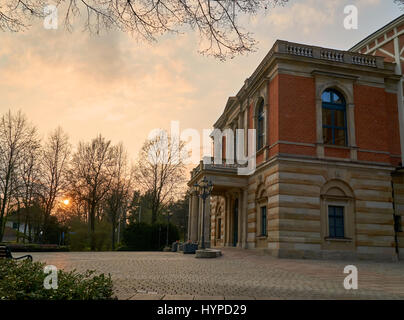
[213,37,398,129]
[349,14,404,52]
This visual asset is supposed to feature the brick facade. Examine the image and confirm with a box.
[188,16,404,260]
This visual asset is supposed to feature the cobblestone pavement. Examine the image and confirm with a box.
[25,248,404,300]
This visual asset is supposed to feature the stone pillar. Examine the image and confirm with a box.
[204,197,211,248]
[237,193,243,248]
[191,194,199,242]
[225,195,231,246]
[242,188,248,249]
[198,196,202,242]
[187,195,193,241]
[197,196,211,248]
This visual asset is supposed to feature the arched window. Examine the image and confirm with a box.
[322,89,347,146]
[257,99,265,150]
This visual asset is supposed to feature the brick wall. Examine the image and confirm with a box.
[262,74,401,166]
[278,74,316,145]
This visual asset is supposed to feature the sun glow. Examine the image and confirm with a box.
[63,199,70,205]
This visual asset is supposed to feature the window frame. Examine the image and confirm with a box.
[257,100,265,150]
[328,205,345,239]
[260,205,267,237]
[322,89,348,146]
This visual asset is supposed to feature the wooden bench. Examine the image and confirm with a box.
[0,245,32,261]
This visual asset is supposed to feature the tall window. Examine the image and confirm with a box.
[257,99,265,150]
[328,205,344,238]
[322,89,347,146]
[260,206,267,236]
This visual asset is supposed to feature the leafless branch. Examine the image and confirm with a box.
[0,0,288,59]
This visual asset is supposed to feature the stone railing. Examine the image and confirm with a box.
[190,157,246,179]
[320,50,344,62]
[286,44,313,57]
[351,55,377,67]
[275,40,384,69]
[240,40,389,98]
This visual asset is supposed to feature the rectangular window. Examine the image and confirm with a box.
[328,206,344,238]
[260,206,267,236]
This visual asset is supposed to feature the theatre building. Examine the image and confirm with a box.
[187,15,404,260]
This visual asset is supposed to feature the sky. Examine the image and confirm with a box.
[0,0,401,163]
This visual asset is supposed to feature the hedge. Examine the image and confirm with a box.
[121,222,180,251]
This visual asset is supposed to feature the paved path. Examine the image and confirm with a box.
[26,248,404,300]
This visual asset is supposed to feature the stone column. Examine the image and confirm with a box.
[242,188,248,248]
[187,194,193,241]
[204,197,211,248]
[225,195,231,246]
[191,194,199,242]
[198,196,203,242]
[237,193,243,247]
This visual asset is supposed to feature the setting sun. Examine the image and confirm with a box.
[63,199,70,205]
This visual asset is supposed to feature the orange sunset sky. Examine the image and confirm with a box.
[0,0,401,162]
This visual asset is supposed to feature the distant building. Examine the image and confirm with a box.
[3,219,26,242]
[187,15,404,260]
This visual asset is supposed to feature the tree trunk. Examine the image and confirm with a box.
[89,204,96,251]
[23,214,28,244]
[111,221,116,251]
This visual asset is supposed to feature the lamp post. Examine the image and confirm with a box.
[194,176,213,249]
[162,209,173,248]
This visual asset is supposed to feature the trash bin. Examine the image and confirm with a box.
[183,243,198,254]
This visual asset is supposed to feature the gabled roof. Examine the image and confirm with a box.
[350,14,404,52]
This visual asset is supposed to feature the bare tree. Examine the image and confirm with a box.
[16,131,42,243]
[0,0,45,32]
[67,134,117,250]
[104,143,133,249]
[0,0,288,59]
[39,127,70,239]
[134,132,186,224]
[0,110,38,241]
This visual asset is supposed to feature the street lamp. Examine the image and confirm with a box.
[193,176,213,249]
[162,209,173,248]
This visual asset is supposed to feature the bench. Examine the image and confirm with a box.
[0,245,32,261]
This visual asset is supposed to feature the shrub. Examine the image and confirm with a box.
[0,259,115,300]
[121,222,180,251]
[67,218,112,251]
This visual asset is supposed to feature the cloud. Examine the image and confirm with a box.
[0,0,400,161]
